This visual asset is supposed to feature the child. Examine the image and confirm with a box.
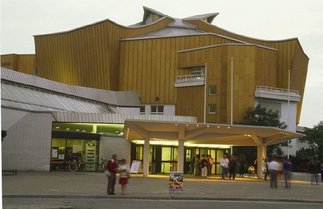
[118,159,130,195]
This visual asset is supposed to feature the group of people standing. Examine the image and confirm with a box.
[191,153,240,179]
[193,154,214,177]
[105,154,130,195]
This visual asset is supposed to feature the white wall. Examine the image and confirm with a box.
[1,108,28,130]
[98,136,131,164]
[2,110,54,171]
[142,104,175,115]
[118,107,140,115]
[257,99,298,156]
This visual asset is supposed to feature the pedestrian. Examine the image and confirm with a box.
[229,155,237,180]
[309,157,321,185]
[200,155,208,178]
[268,157,280,188]
[263,158,269,180]
[220,154,229,179]
[282,158,292,188]
[118,159,130,195]
[194,154,200,176]
[189,154,195,174]
[207,155,214,176]
[239,156,246,178]
[105,154,118,195]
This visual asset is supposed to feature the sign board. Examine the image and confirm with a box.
[130,160,141,173]
[169,172,184,193]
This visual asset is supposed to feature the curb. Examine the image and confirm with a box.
[3,194,323,204]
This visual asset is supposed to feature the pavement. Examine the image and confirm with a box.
[2,171,323,208]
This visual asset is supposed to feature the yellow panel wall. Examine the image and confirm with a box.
[119,34,236,105]
[186,20,308,122]
[177,44,277,123]
[1,54,35,75]
[34,18,172,91]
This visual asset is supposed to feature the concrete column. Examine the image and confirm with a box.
[177,140,184,173]
[257,145,267,179]
[143,138,150,177]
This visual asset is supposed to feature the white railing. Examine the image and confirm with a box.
[256,85,299,96]
[175,74,205,81]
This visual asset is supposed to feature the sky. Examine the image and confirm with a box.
[1,0,322,128]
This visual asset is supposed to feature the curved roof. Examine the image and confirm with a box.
[1,68,140,107]
[184,13,219,23]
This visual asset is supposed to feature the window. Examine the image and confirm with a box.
[208,85,217,95]
[140,106,145,114]
[191,66,205,76]
[151,105,164,115]
[208,104,216,114]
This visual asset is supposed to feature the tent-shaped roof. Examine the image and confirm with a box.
[124,120,304,146]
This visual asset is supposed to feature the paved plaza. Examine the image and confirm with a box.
[2,171,322,203]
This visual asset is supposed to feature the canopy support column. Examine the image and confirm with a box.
[143,138,150,177]
[177,140,184,173]
[257,144,267,179]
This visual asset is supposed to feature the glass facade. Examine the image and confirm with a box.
[131,143,229,175]
[51,138,98,172]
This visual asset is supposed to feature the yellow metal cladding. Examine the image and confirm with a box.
[34,18,172,90]
[177,44,277,123]
[32,12,308,124]
[119,34,237,105]
[1,54,35,75]
[186,19,309,123]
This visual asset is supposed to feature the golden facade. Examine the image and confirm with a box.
[14,7,309,124]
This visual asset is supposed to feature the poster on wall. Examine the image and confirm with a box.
[51,148,58,158]
[169,172,184,193]
[58,154,65,160]
[130,160,141,173]
[73,145,82,153]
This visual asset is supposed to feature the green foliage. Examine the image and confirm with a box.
[242,104,287,129]
[239,104,288,157]
[298,125,323,162]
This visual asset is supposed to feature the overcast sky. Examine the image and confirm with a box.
[1,0,322,128]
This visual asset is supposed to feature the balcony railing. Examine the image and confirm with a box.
[255,85,301,102]
[174,74,205,87]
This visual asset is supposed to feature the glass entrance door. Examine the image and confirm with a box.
[161,146,178,174]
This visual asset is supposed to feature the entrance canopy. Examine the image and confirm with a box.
[124,120,304,146]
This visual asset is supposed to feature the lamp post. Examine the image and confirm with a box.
[204,63,208,123]
[287,69,291,159]
[230,57,233,155]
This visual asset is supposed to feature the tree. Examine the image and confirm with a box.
[242,104,287,129]
[236,104,287,158]
[298,125,323,162]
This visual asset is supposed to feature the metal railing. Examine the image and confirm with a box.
[256,85,299,96]
[175,74,205,81]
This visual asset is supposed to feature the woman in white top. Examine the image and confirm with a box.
[118,159,130,195]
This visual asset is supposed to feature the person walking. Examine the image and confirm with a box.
[118,159,130,195]
[268,157,280,188]
[229,155,237,180]
[282,158,292,188]
[309,157,321,185]
[106,154,118,195]
[220,154,229,179]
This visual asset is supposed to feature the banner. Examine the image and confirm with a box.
[169,172,183,193]
[130,160,141,173]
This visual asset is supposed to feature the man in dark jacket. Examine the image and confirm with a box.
[106,154,118,194]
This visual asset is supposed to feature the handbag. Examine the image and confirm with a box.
[104,170,111,177]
